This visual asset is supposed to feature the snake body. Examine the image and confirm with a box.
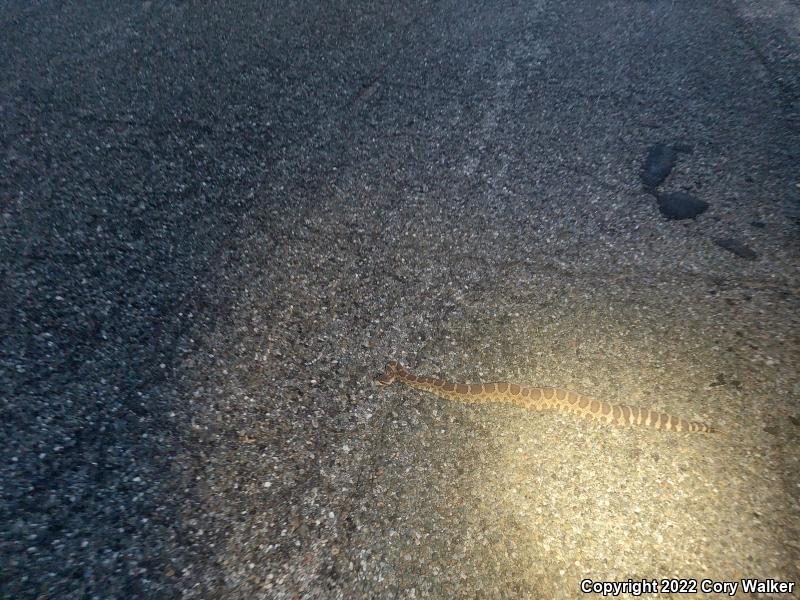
[377,361,718,433]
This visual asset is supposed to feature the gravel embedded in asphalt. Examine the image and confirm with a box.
[2,1,798,598]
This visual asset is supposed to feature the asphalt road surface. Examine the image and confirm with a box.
[2,1,798,598]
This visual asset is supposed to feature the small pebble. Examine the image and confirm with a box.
[656,192,709,219]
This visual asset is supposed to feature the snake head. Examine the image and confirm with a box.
[376,360,402,386]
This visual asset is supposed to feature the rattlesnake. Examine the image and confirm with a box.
[377,361,719,433]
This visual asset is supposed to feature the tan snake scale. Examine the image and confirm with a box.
[377,361,719,433]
